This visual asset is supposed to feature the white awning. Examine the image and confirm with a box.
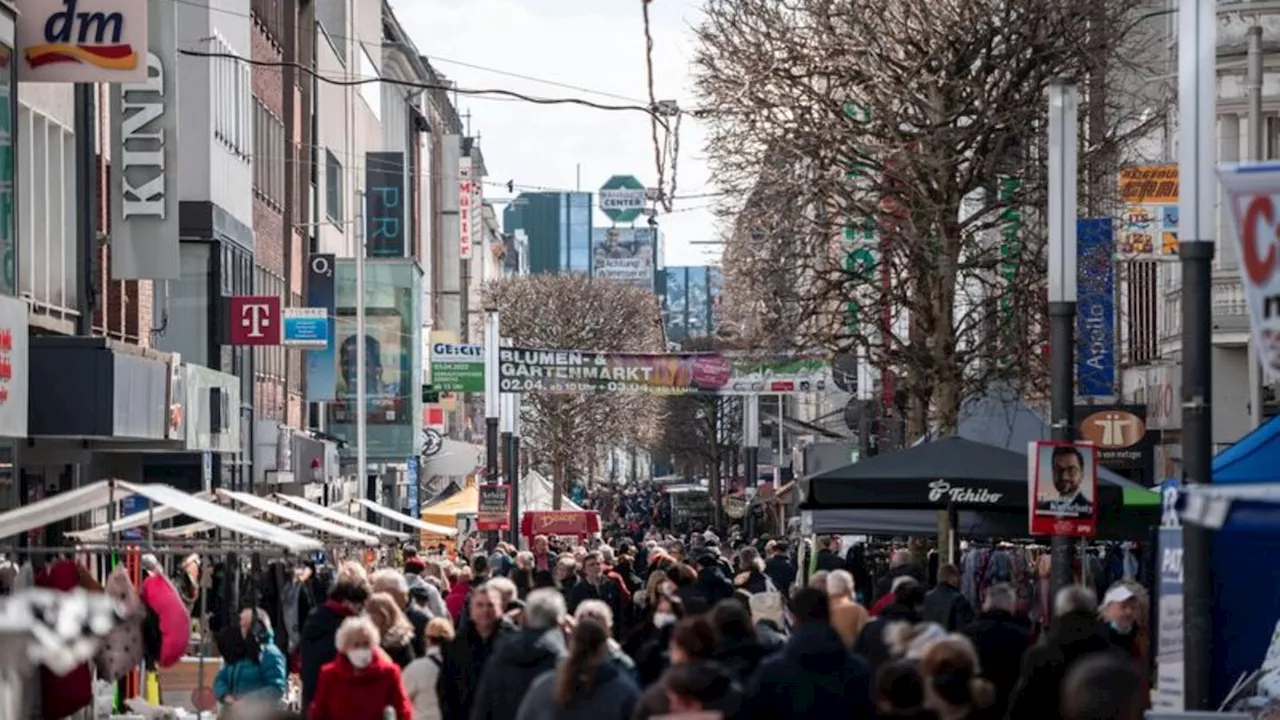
[67,491,216,541]
[352,498,458,536]
[270,493,411,540]
[0,481,322,553]
[216,490,380,546]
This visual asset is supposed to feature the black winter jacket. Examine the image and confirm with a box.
[470,628,565,720]
[740,624,873,720]
[437,620,517,720]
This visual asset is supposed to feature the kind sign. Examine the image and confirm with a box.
[1221,162,1280,381]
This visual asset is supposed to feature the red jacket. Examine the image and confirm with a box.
[870,591,895,616]
[445,580,472,624]
[309,648,411,720]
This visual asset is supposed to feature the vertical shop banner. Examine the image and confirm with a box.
[1117,165,1179,259]
[406,457,420,519]
[591,227,656,289]
[1028,441,1098,537]
[1154,526,1185,711]
[1220,163,1280,381]
[109,0,179,280]
[366,151,406,258]
[459,157,474,259]
[1076,218,1116,397]
[0,294,28,438]
[306,254,337,401]
[329,260,422,459]
[0,28,16,296]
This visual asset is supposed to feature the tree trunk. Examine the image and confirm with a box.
[552,457,564,510]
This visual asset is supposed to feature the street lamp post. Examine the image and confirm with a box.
[743,394,760,537]
[509,392,522,546]
[484,308,501,484]
[1179,0,1217,709]
[1047,79,1079,601]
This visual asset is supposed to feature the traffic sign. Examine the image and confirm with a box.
[282,307,329,349]
[599,175,647,224]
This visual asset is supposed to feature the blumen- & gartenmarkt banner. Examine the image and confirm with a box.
[497,347,830,395]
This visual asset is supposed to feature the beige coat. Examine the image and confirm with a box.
[829,596,870,649]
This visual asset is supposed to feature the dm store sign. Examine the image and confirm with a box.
[19,0,149,83]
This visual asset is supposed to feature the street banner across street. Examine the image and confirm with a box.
[496,347,830,394]
[1027,441,1098,537]
[1220,163,1280,381]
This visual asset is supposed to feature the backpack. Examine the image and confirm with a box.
[748,576,785,627]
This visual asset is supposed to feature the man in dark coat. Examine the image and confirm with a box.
[960,583,1031,720]
[469,588,567,720]
[764,541,796,593]
[873,549,926,598]
[687,553,735,614]
[854,578,925,673]
[566,551,625,621]
[814,535,845,573]
[1006,585,1134,720]
[298,567,370,713]
[438,583,517,720]
[922,563,975,631]
[740,587,874,720]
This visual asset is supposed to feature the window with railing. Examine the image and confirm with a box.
[1126,260,1158,364]
[17,103,76,315]
[207,33,250,159]
[252,99,285,208]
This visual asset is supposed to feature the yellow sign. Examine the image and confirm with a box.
[1117,165,1179,259]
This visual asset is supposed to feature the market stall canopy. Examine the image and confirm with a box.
[215,490,380,545]
[1213,413,1280,484]
[67,491,216,541]
[421,482,479,528]
[352,498,458,536]
[520,471,584,512]
[801,436,1146,511]
[0,481,321,552]
[423,438,484,478]
[1176,483,1280,533]
[270,493,411,540]
[423,481,462,508]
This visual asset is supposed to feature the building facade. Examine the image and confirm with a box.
[658,265,721,346]
[501,191,593,275]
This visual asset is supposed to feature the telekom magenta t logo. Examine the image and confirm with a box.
[229,295,281,346]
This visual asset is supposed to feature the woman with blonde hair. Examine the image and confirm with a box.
[514,619,639,720]
[917,634,994,720]
[401,617,455,720]
[364,592,417,668]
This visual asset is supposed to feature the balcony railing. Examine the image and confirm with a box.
[1160,272,1248,343]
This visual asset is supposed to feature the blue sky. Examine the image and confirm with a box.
[391,0,721,267]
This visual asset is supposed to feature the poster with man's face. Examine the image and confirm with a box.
[1029,441,1098,537]
[591,227,655,289]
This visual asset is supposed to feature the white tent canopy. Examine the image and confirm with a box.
[271,493,410,540]
[68,491,216,541]
[0,481,322,553]
[216,490,380,546]
[520,471,584,512]
[352,498,458,536]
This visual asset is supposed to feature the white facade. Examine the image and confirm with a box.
[16,84,76,323]
[176,0,253,228]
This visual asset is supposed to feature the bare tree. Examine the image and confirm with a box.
[695,0,1168,436]
[486,274,663,508]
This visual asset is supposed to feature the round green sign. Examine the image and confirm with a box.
[598,175,647,224]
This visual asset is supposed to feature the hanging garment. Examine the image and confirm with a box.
[36,560,93,720]
[140,572,191,668]
[95,565,146,682]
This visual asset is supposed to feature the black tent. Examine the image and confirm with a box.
[801,436,1147,514]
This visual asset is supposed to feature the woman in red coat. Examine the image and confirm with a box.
[310,616,412,720]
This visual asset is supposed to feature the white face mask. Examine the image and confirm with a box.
[347,648,374,669]
[653,612,677,629]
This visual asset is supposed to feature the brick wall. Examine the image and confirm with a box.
[252,14,287,421]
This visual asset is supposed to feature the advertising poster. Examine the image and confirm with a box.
[1219,162,1280,381]
[477,485,510,531]
[329,260,422,459]
[1154,526,1185,711]
[1028,441,1098,537]
[591,227,656,289]
[1075,404,1154,482]
[334,312,405,424]
[1076,218,1116,398]
[305,254,337,401]
[1117,165,1179,258]
[497,347,830,395]
[430,343,484,392]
